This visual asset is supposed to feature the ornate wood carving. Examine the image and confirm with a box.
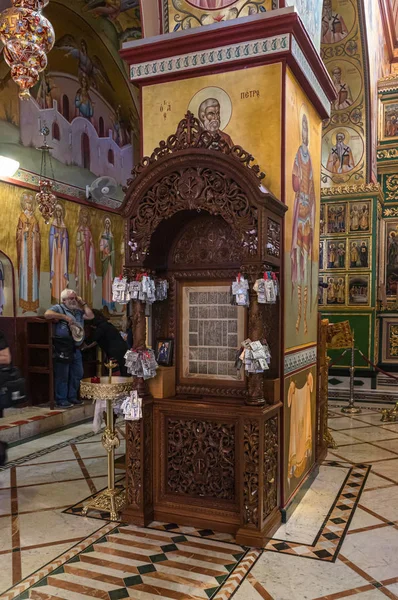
[143,405,153,508]
[175,384,248,398]
[126,112,265,185]
[127,166,258,262]
[170,216,241,267]
[243,420,260,527]
[263,416,278,520]
[166,418,235,500]
[267,218,281,259]
[126,420,142,508]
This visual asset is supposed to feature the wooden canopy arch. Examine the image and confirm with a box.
[121,112,286,267]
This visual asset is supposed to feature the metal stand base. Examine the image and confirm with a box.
[341,406,362,415]
[82,487,126,521]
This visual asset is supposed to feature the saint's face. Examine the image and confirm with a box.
[55,206,63,221]
[333,70,342,84]
[24,199,34,214]
[336,133,345,145]
[105,219,111,233]
[203,104,221,133]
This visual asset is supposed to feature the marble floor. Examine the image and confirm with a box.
[0,406,397,600]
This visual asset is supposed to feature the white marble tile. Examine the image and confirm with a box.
[0,469,10,489]
[359,484,398,522]
[0,515,12,551]
[386,583,398,595]
[371,458,398,483]
[341,526,398,581]
[17,479,95,512]
[21,542,76,579]
[348,506,385,532]
[0,548,14,595]
[363,471,396,491]
[15,460,83,487]
[353,413,386,426]
[249,551,367,600]
[328,430,363,446]
[226,579,264,600]
[340,591,392,600]
[379,423,398,433]
[0,488,11,516]
[274,465,347,545]
[371,438,398,454]
[18,510,108,547]
[331,443,397,463]
[344,427,398,443]
[22,445,78,465]
[328,416,372,430]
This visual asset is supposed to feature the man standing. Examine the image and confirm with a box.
[291,113,316,335]
[198,98,234,147]
[45,289,94,407]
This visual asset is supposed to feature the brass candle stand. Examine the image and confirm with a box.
[80,361,133,521]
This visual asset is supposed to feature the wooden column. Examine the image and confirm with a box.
[122,286,154,526]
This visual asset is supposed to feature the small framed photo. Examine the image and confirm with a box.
[155,338,174,366]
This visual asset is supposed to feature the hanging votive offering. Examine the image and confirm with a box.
[231,274,250,307]
[121,391,142,421]
[112,276,130,304]
[254,272,279,304]
[124,349,158,380]
[235,338,271,374]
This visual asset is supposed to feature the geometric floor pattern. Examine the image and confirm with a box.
[2,407,398,600]
[25,525,249,600]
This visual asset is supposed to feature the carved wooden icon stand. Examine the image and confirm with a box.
[120,113,287,546]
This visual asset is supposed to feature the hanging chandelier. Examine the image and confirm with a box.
[36,124,57,224]
[0,0,55,99]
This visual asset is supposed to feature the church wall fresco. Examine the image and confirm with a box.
[320,0,369,188]
[142,63,282,198]
[284,67,322,351]
[0,182,125,316]
[283,67,321,501]
[0,0,140,202]
[284,0,323,53]
[284,363,316,501]
[163,0,271,33]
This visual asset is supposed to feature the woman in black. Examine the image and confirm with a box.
[85,310,129,376]
[0,330,11,465]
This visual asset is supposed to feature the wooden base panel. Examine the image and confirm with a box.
[153,505,240,535]
[235,508,281,547]
[121,505,154,528]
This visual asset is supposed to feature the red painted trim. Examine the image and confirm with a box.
[120,12,335,104]
[0,175,121,215]
[121,13,336,119]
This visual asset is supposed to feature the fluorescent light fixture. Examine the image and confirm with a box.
[0,156,19,178]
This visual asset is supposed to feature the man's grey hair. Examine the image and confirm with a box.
[198,98,220,122]
[61,289,75,301]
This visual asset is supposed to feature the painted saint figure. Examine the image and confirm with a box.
[291,113,316,335]
[328,243,336,268]
[360,241,368,268]
[350,242,359,268]
[16,193,41,313]
[75,208,96,305]
[350,205,359,231]
[360,204,369,231]
[288,373,313,483]
[331,67,353,111]
[100,216,115,310]
[50,203,69,304]
[337,243,346,268]
[75,74,94,120]
[198,98,234,148]
[321,0,348,44]
[326,132,355,174]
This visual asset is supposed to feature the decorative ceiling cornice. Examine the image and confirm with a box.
[321,182,383,199]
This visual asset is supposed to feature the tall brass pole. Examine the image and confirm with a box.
[342,336,361,415]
